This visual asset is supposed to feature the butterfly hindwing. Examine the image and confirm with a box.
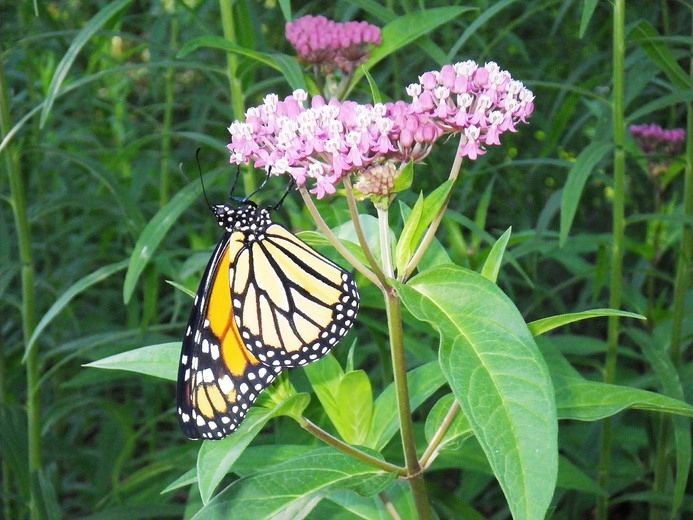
[228,219,359,369]
[176,233,282,440]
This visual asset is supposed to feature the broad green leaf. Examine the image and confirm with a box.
[366,361,446,450]
[197,393,310,504]
[528,308,645,336]
[348,7,470,96]
[123,170,221,303]
[560,142,611,246]
[632,21,693,90]
[399,265,557,520]
[25,260,128,360]
[84,342,179,381]
[178,36,306,91]
[304,354,344,425]
[554,376,693,420]
[192,447,395,519]
[162,468,197,494]
[480,227,511,283]
[40,0,132,127]
[424,393,472,450]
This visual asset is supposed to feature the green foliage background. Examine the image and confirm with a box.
[1,1,691,518]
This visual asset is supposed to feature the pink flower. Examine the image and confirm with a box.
[285,16,382,74]
[630,123,685,156]
[405,60,535,159]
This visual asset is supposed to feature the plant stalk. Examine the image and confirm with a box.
[219,0,255,195]
[419,400,461,470]
[597,1,626,517]
[0,57,40,520]
[301,418,405,475]
[159,11,178,207]
[299,186,382,287]
[377,206,431,517]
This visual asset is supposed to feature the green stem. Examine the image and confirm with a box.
[159,12,178,207]
[597,1,626,518]
[343,177,389,288]
[299,186,382,287]
[419,400,461,470]
[384,290,431,519]
[377,207,431,516]
[219,0,254,195]
[0,57,40,520]
[301,418,405,475]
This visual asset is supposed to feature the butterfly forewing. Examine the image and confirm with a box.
[177,233,282,440]
[229,220,359,368]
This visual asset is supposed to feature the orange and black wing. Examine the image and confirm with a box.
[228,223,359,369]
[176,232,282,440]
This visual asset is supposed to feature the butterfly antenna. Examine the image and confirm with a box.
[244,168,272,201]
[195,148,214,212]
[269,177,296,211]
[228,165,242,201]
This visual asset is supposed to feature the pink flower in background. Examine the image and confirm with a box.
[405,61,535,159]
[629,123,685,156]
[285,15,381,74]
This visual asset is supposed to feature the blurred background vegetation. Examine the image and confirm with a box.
[1,0,691,518]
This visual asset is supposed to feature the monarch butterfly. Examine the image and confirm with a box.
[176,178,359,440]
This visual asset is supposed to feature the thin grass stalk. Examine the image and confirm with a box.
[219,0,255,195]
[0,57,40,520]
[159,11,178,207]
[378,207,431,519]
[419,400,461,470]
[597,1,626,517]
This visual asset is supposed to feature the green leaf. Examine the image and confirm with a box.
[25,260,128,361]
[559,142,611,246]
[123,170,220,303]
[84,342,179,381]
[40,0,132,127]
[395,193,424,275]
[399,265,557,520]
[471,178,495,252]
[362,67,382,104]
[480,227,511,283]
[178,36,306,91]
[366,361,446,450]
[162,468,197,494]
[424,393,472,450]
[333,371,374,445]
[554,376,693,420]
[393,161,414,193]
[304,354,344,424]
[528,308,645,336]
[632,21,693,90]
[447,0,515,59]
[578,0,599,38]
[197,393,310,504]
[192,447,395,519]
[348,7,470,96]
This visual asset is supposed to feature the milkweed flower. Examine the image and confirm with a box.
[629,123,685,156]
[405,61,535,159]
[285,15,381,74]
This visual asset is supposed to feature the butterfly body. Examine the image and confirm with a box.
[177,198,359,440]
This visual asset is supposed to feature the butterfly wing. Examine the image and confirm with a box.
[228,223,359,368]
[177,232,282,440]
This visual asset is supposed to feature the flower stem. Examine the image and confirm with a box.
[378,207,394,277]
[219,0,254,195]
[597,1,625,517]
[300,417,405,475]
[402,138,465,281]
[0,57,40,520]
[299,186,382,288]
[419,400,461,470]
[343,178,390,288]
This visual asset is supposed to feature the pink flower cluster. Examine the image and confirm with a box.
[285,15,381,74]
[406,61,535,160]
[630,123,685,156]
[227,61,535,198]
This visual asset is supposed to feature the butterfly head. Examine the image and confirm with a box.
[212,202,272,234]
